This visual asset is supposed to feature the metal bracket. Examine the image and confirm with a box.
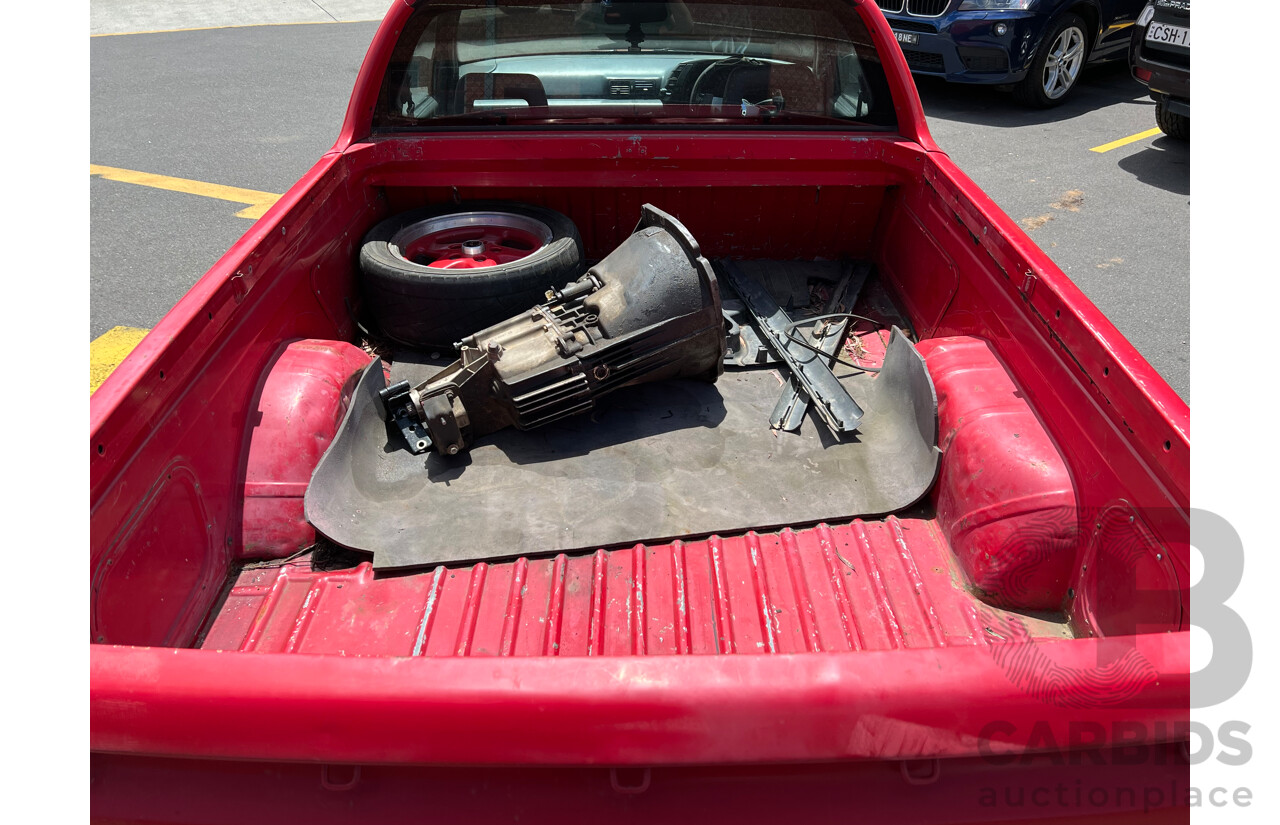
[769,262,870,431]
[720,260,864,435]
[722,296,780,367]
[421,392,466,456]
[378,380,432,454]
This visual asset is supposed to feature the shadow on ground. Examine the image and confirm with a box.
[1116,136,1189,197]
[914,63,1151,127]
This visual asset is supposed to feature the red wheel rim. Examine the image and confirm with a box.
[389,211,554,271]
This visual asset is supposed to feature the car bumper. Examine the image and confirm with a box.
[884,11,1048,85]
[1129,23,1190,110]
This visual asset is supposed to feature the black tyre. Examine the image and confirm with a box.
[360,202,583,348]
[1012,13,1089,108]
[1155,97,1189,140]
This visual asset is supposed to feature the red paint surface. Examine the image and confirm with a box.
[89,0,1190,817]
[203,519,1057,658]
[240,340,370,559]
[922,336,1080,612]
[427,255,499,268]
[91,744,1190,824]
[91,463,225,647]
[381,181,893,261]
[93,632,1186,765]
[402,222,545,268]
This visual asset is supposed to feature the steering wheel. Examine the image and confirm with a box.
[689,56,771,107]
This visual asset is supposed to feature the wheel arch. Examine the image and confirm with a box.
[1015,2,1099,76]
[1064,1,1102,58]
[1010,3,1096,107]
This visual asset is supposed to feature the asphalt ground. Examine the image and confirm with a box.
[917,65,1190,402]
[90,0,392,34]
[89,17,1190,401]
[91,20,380,342]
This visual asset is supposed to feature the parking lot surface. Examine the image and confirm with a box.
[90,5,1190,401]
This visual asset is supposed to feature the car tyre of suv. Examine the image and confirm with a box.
[360,202,584,349]
[1155,97,1189,140]
[1013,13,1089,108]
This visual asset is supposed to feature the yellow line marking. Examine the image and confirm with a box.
[91,327,151,394]
[233,202,276,220]
[1090,127,1163,154]
[90,19,380,38]
[90,164,281,219]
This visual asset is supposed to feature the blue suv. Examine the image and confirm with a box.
[871,1,1146,107]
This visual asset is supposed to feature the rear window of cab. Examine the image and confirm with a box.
[374,0,899,131]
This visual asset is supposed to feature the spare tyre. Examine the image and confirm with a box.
[360,202,583,348]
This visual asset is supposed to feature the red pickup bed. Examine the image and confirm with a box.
[90,1,1190,821]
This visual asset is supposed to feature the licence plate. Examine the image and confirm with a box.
[1146,22,1190,48]
[895,31,919,46]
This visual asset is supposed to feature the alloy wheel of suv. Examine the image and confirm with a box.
[1013,13,1088,108]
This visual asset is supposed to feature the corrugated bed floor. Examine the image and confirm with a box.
[200,516,1074,656]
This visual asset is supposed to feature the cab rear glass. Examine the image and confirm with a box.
[373,0,898,131]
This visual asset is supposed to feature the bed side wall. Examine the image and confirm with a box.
[90,154,377,647]
[874,160,1188,634]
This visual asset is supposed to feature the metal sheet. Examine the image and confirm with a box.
[770,262,870,430]
[203,517,1073,658]
[719,260,865,434]
[306,328,940,571]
